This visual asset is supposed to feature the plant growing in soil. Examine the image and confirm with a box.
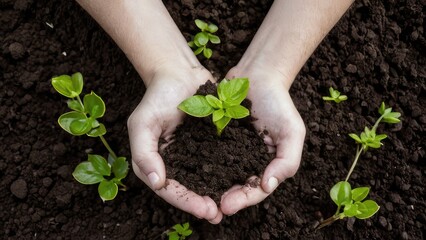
[51,72,129,201]
[322,87,348,103]
[187,19,220,59]
[178,78,250,135]
[318,102,401,229]
[166,222,192,240]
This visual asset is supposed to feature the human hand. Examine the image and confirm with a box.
[220,66,306,215]
[127,65,222,223]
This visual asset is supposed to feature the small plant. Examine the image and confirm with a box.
[322,87,348,103]
[317,102,401,229]
[178,78,250,135]
[166,222,193,240]
[188,19,220,59]
[51,72,129,201]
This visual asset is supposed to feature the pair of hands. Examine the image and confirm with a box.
[127,63,306,224]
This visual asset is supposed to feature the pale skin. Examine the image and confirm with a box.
[77,0,354,223]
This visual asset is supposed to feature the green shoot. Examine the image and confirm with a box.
[178,78,250,135]
[51,72,129,201]
[318,102,401,229]
[188,19,220,59]
[322,87,348,103]
[167,223,193,240]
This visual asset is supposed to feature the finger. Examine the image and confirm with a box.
[220,176,269,215]
[128,116,166,190]
[261,121,306,193]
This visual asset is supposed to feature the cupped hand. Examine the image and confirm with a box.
[127,65,222,223]
[220,66,306,215]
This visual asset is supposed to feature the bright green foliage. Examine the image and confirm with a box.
[178,78,250,135]
[322,87,348,103]
[167,223,193,240]
[349,102,401,151]
[330,181,379,220]
[188,19,220,59]
[51,72,129,201]
[319,102,401,229]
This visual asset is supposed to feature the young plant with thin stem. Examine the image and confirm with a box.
[166,222,193,240]
[178,78,250,135]
[188,19,220,59]
[51,72,129,201]
[322,87,348,103]
[317,102,401,229]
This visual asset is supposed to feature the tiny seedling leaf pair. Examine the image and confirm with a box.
[188,19,220,59]
[167,223,192,240]
[178,78,250,135]
[322,87,348,103]
[51,72,129,201]
[330,181,379,219]
[73,154,128,201]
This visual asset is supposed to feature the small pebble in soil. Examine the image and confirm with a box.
[42,177,53,188]
[10,179,28,199]
[9,42,26,60]
[57,165,72,180]
[379,216,388,228]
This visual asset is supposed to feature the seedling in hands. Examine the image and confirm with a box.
[318,102,401,229]
[322,87,348,103]
[188,19,220,59]
[178,78,250,135]
[166,222,193,240]
[51,72,129,201]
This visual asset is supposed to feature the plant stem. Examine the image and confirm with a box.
[99,135,118,160]
[76,95,84,110]
[316,214,342,230]
[345,145,363,182]
[372,115,384,133]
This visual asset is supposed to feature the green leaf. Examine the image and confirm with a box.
[225,105,250,119]
[212,109,225,122]
[208,33,220,44]
[336,95,348,103]
[195,19,208,31]
[178,95,214,117]
[205,94,222,109]
[203,47,212,59]
[73,162,104,184]
[355,200,380,219]
[351,187,370,202]
[88,154,110,176]
[194,32,209,46]
[98,179,118,201]
[214,116,231,135]
[67,99,84,112]
[58,111,92,135]
[375,134,387,141]
[182,222,190,230]
[112,157,128,180]
[349,133,362,144]
[366,141,382,149]
[382,112,401,123]
[173,224,184,233]
[194,46,203,55]
[344,203,361,217]
[107,153,116,165]
[83,92,105,119]
[188,41,195,48]
[182,229,192,237]
[329,87,340,98]
[217,78,250,106]
[207,23,218,33]
[330,181,352,207]
[86,123,107,137]
[167,232,179,240]
[378,102,386,115]
[322,96,335,101]
[51,72,83,98]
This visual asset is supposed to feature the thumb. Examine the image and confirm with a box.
[128,116,166,190]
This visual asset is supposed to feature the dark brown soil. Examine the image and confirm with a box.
[162,80,273,203]
[1,0,425,239]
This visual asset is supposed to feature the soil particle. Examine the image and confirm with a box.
[57,165,72,180]
[10,179,28,199]
[8,42,25,60]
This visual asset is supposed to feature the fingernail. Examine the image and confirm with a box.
[147,172,159,188]
[267,177,279,192]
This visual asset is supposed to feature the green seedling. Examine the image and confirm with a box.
[166,222,192,240]
[188,19,220,59]
[178,78,250,135]
[51,72,129,201]
[322,87,348,103]
[318,102,401,229]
